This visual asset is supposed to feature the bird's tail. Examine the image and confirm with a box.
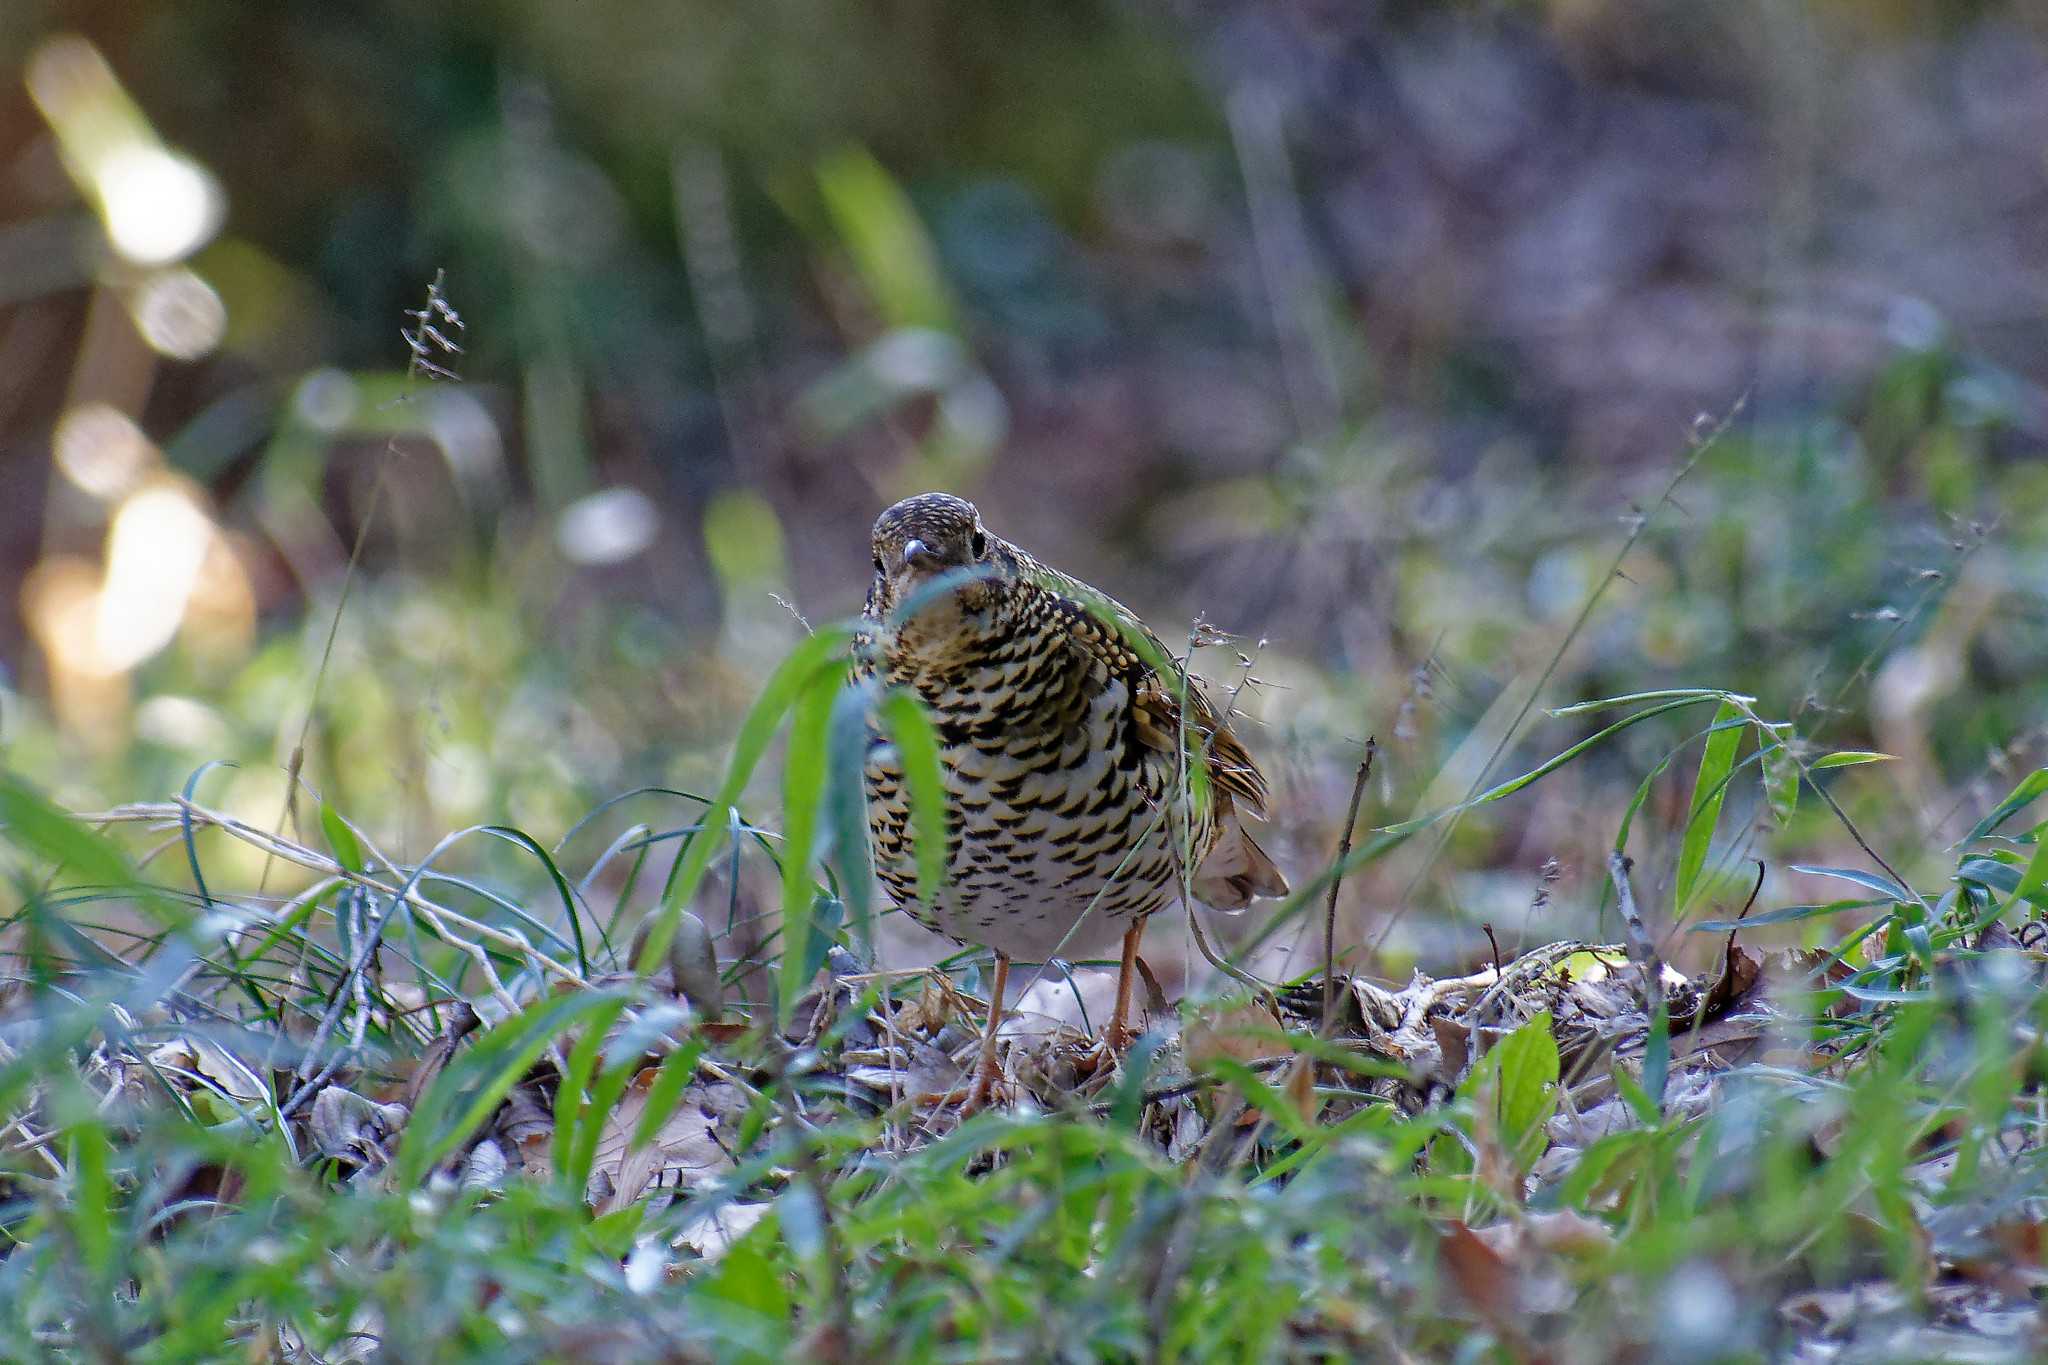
[1192,818,1289,910]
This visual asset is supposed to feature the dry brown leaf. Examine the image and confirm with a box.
[305,1086,407,1168]
[1284,1056,1322,1126]
[674,1201,772,1261]
[1182,997,1287,1070]
[400,1004,480,1108]
[587,1067,740,1215]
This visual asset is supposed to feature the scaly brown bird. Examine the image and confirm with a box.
[857,492,1287,1105]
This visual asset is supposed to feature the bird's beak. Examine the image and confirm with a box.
[901,538,938,571]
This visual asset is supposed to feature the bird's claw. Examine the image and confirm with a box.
[1099,1019,1138,1057]
[961,1049,1006,1114]
[1075,1019,1138,1079]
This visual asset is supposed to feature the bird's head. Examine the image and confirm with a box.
[868,492,1015,653]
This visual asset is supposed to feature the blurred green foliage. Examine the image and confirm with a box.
[1,1,2043,976]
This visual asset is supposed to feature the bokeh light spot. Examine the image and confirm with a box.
[95,477,217,674]
[53,402,159,500]
[557,487,660,566]
[293,369,360,432]
[130,268,227,359]
[96,145,224,267]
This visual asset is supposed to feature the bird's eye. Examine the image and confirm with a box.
[970,530,987,559]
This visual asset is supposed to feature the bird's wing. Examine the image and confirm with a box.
[1025,562,1271,818]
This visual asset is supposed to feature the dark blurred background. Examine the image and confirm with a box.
[2,1,2044,973]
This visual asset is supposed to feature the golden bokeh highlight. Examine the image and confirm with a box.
[19,472,257,737]
[21,554,130,737]
[26,34,225,267]
[96,476,217,675]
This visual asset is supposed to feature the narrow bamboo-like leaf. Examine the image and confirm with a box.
[824,677,877,958]
[1674,704,1745,913]
[1957,856,2048,909]
[1381,695,1713,836]
[1614,1065,1660,1126]
[1791,864,1912,903]
[1494,1010,1560,1166]
[2009,827,2048,906]
[1836,983,1933,1004]
[1964,768,2048,845]
[59,1086,115,1282]
[641,624,855,979]
[1202,1057,1319,1144]
[1760,723,1800,825]
[1613,746,1680,856]
[1550,1129,1656,1210]
[584,1205,646,1262]
[1641,1000,1670,1112]
[1689,897,1884,932]
[1551,688,1753,717]
[816,144,956,332]
[1811,750,1898,770]
[320,802,365,874]
[878,688,949,906]
[700,1221,791,1326]
[802,894,844,986]
[571,1051,647,1199]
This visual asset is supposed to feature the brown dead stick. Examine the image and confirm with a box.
[1321,738,1377,1035]
[1608,851,1664,1028]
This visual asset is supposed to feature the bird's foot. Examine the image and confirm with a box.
[960,1043,1006,1114]
[1076,1019,1139,1079]
[1099,1017,1138,1057]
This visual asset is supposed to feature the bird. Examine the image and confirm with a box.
[856,492,1287,1107]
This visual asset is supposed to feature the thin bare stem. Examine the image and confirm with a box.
[1371,399,1745,954]
[1321,739,1376,1034]
[258,272,463,891]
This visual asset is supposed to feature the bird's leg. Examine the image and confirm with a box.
[963,952,1010,1113]
[1100,920,1147,1055]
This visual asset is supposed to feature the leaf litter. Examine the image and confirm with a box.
[14,777,2048,1361]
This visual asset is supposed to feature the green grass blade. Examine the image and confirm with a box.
[1811,750,1898,770]
[878,688,949,906]
[641,623,856,981]
[479,825,591,976]
[816,144,956,333]
[1381,694,1714,836]
[553,995,633,1191]
[1674,704,1746,914]
[398,987,627,1187]
[320,801,366,873]
[2009,826,2048,906]
[0,774,140,901]
[1963,767,2048,845]
[1689,896,1885,932]
[826,677,878,959]
[630,1039,707,1150]
[1550,688,1753,717]
[780,660,849,1025]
